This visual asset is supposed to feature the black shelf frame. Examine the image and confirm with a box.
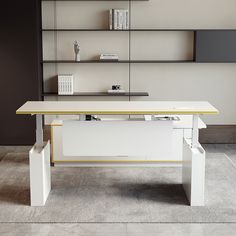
[42,29,195,32]
[42,1,226,99]
[42,0,149,1]
[43,92,149,96]
[43,60,194,63]
[42,28,236,32]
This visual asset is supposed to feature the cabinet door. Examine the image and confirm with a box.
[195,30,236,62]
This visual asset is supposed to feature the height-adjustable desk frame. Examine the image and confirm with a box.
[16,101,218,207]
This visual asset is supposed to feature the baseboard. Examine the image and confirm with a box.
[44,125,236,144]
[200,125,236,144]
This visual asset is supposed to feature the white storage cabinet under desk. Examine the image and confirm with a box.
[51,115,206,165]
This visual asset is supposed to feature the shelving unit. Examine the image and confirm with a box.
[43,92,149,96]
[41,0,152,99]
[41,1,236,101]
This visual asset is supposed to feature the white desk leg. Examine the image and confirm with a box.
[182,115,205,206]
[29,114,51,206]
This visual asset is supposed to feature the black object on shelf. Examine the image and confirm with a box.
[43,92,149,96]
[85,115,101,121]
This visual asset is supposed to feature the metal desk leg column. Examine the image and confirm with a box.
[192,115,199,148]
[36,114,44,149]
[29,114,51,206]
[79,114,86,121]
[182,114,205,206]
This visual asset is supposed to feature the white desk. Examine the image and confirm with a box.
[16,101,218,206]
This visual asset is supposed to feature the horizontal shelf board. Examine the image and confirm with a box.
[42,0,149,1]
[195,61,236,63]
[43,60,129,63]
[43,92,149,96]
[43,60,194,63]
[42,29,236,32]
[42,29,194,32]
[42,29,129,32]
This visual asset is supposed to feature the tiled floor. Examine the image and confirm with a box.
[1,223,236,236]
[0,144,236,235]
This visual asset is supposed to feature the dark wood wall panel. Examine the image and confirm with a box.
[0,0,41,145]
[200,125,236,144]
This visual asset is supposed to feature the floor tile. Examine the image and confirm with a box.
[127,223,203,236]
[0,223,127,236]
[1,223,236,236]
[0,146,15,161]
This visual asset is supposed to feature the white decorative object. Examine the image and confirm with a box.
[58,74,74,95]
[74,41,80,61]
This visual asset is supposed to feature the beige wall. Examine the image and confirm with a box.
[42,0,236,125]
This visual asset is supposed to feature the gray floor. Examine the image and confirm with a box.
[0,144,236,235]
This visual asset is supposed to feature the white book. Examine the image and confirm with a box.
[116,10,119,29]
[63,77,66,94]
[101,53,118,57]
[125,10,129,29]
[64,77,66,94]
[68,77,70,93]
[58,78,61,94]
[109,9,112,30]
[100,54,118,60]
[66,77,69,94]
[113,9,117,30]
[70,77,74,94]
[100,57,119,60]
[119,10,123,29]
[122,10,126,30]
[61,77,64,94]
[107,89,126,93]
[110,9,129,30]
[58,74,74,95]
[112,9,115,29]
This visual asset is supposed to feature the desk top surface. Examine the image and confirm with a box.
[16,101,219,115]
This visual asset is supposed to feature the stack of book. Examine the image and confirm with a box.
[100,53,119,61]
[107,89,125,94]
[109,9,129,30]
[58,74,74,95]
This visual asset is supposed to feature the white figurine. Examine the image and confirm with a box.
[74,41,80,61]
